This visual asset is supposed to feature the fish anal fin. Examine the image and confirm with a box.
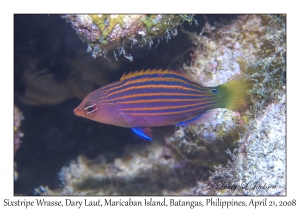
[132,127,153,141]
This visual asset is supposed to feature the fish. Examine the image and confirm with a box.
[74,69,250,140]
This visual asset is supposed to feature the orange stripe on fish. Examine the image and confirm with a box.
[122,103,217,116]
[116,98,207,104]
[103,82,204,98]
[100,92,205,103]
[120,100,217,111]
[102,74,201,95]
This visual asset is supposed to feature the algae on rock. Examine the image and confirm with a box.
[62,14,193,59]
[14,105,24,180]
[181,14,286,195]
[35,141,210,195]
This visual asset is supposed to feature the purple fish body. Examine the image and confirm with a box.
[74,69,249,140]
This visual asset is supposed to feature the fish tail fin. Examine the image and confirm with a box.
[214,75,251,111]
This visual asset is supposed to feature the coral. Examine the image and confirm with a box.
[167,109,243,170]
[14,105,24,155]
[35,141,211,195]
[190,94,286,196]
[237,95,286,195]
[14,105,24,180]
[62,14,193,59]
[181,14,286,195]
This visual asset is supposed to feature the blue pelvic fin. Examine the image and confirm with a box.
[177,110,216,126]
[132,128,153,141]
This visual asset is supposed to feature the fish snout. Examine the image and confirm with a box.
[73,107,83,117]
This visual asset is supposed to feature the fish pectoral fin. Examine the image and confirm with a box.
[131,127,153,141]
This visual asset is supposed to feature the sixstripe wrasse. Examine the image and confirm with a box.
[74,69,250,140]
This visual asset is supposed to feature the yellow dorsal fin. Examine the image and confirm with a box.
[120,68,170,81]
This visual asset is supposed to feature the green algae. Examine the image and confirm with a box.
[140,14,192,36]
[89,14,126,40]
[63,14,193,59]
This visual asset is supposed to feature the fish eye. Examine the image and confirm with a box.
[211,88,218,94]
[84,101,98,115]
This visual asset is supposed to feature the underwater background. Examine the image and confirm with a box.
[14,14,286,195]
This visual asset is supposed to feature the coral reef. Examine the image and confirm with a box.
[14,105,24,180]
[35,140,211,195]
[190,94,285,195]
[181,14,286,195]
[14,105,24,156]
[167,109,243,170]
[62,14,193,59]
[29,14,285,196]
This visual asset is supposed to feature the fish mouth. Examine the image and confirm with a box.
[73,107,82,117]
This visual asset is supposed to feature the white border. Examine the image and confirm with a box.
[1,0,297,209]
